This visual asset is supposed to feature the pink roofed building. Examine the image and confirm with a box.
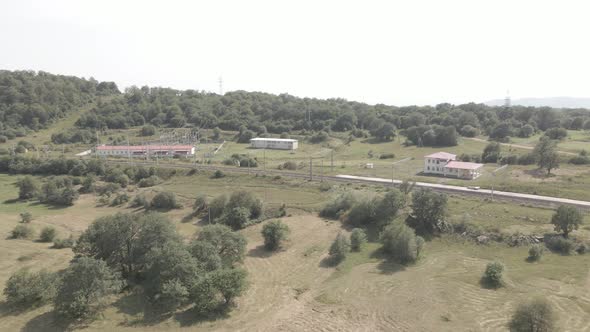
[95,145,195,158]
[424,152,483,180]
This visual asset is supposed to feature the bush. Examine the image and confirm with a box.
[545,236,574,254]
[509,298,556,332]
[379,153,395,159]
[380,220,420,263]
[138,175,161,187]
[3,269,59,306]
[151,191,180,209]
[320,192,357,219]
[213,170,225,178]
[310,131,329,143]
[53,236,75,249]
[482,261,504,288]
[193,194,208,213]
[350,228,367,251]
[319,182,332,192]
[280,161,298,170]
[130,193,150,209]
[20,211,33,223]
[140,125,157,136]
[517,153,537,165]
[544,127,567,140]
[347,196,379,226]
[576,242,588,254]
[528,244,544,261]
[328,233,349,264]
[262,220,290,251]
[11,225,34,239]
[17,176,39,200]
[500,155,519,165]
[569,155,590,165]
[39,227,57,243]
[110,193,130,206]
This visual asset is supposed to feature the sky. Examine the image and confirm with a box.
[1,0,589,106]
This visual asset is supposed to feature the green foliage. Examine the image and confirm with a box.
[211,191,263,229]
[3,269,59,307]
[550,205,583,238]
[482,261,504,288]
[379,153,395,159]
[544,127,567,140]
[279,161,298,170]
[53,236,75,249]
[138,175,161,188]
[320,192,357,219]
[38,177,79,206]
[140,125,157,136]
[193,194,208,213]
[110,193,130,206]
[406,188,448,235]
[545,236,574,254]
[328,233,350,265]
[80,174,96,193]
[54,257,122,319]
[310,131,329,143]
[262,220,290,251]
[347,196,379,226]
[482,142,501,163]
[194,224,247,267]
[403,125,458,147]
[534,136,560,174]
[221,207,251,230]
[380,220,420,263]
[16,176,39,200]
[509,298,556,332]
[20,211,33,223]
[213,169,226,178]
[39,226,57,242]
[528,244,544,261]
[11,224,34,239]
[350,228,367,252]
[130,193,150,209]
[151,191,180,209]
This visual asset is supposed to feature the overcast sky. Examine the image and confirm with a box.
[1,0,588,106]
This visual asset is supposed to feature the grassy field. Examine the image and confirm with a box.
[0,171,589,331]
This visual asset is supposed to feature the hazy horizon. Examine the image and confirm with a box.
[2,0,589,106]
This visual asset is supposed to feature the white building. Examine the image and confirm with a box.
[95,145,195,158]
[250,138,298,150]
[424,152,483,180]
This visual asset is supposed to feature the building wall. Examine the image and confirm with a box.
[251,140,298,150]
[424,157,448,174]
[96,147,195,158]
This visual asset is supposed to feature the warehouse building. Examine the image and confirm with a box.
[424,152,483,180]
[250,138,298,150]
[95,145,195,158]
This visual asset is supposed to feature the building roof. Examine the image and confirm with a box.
[96,145,193,151]
[250,138,298,142]
[445,161,484,170]
[425,152,456,160]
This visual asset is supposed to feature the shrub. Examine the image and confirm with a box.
[380,220,420,263]
[3,269,59,306]
[482,261,504,288]
[528,244,544,261]
[280,161,298,170]
[347,196,379,226]
[17,176,39,200]
[193,194,208,213]
[350,228,367,252]
[39,227,57,243]
[110,193,130,206]
[140,125,157,136]
[130,193,149,209]
[500,155,519,165]
[576,242,588,254]
[509,298,556,332]
[11,225,34,239]
[151,191,180,209]
[262,220,290,251]
[213,170,225,178]
[328,233,349,264]
[379,153,395,159]
[569,155,590,165]
[310,131,329,143]
[20,211,33,223]
[53,236,75,249]
[517,153,537,165]
[319,182,332,192]
[545,236,574,254]
[544,127,567,140]
[320,192,357,219]
[209,194,228,220]
[138,175,161,187]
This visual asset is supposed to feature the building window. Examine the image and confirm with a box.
[427,166,430,171]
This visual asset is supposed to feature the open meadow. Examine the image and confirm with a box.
[0,171,588,331]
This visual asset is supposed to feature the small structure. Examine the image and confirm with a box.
[424,152,483,180]
[250,138,298,150]
[95,145,195,158]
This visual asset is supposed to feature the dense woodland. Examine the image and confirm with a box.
[2,70,590,148]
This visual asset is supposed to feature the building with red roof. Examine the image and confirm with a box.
[95,145,195,158]
[424,152,483,180]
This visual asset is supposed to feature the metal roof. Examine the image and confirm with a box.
[96,145,193,151]
[445,161,484,170]
[250,138,298,142]
[424,152,457,159]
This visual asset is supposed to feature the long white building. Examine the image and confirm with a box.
[424,152,483,180]
[250,138,298,150]
[95,145,195,158]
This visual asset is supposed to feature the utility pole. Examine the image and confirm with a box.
[331,150,334,172]
[309,157,313,181]
[321,159,324,182]
[491,164,508,201]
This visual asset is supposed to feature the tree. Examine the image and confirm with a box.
[16,176,39,200]
[509,298,556,332]
[482,142,501,163]
[11,224,34,239]
[350,228,367,252]
[482,261,504,288]
[194,224,247,267]
[406,188,448,235]
[328,233,349,264]
[222,206,251,230]
[550,205,583,238]
[373,123,396,141]
[54,257,122,319]
[3,269,58,307]
[380,220,420,263]
[20,211,33,223]
[140,125,156,136]
[375,189,405,227]
[207,268,248,306]
[39,226,57,242]
[534,136,559,174]
[262,220,290,251]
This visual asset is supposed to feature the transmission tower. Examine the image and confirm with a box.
[218,76,223,95]
[504,90,511,108]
